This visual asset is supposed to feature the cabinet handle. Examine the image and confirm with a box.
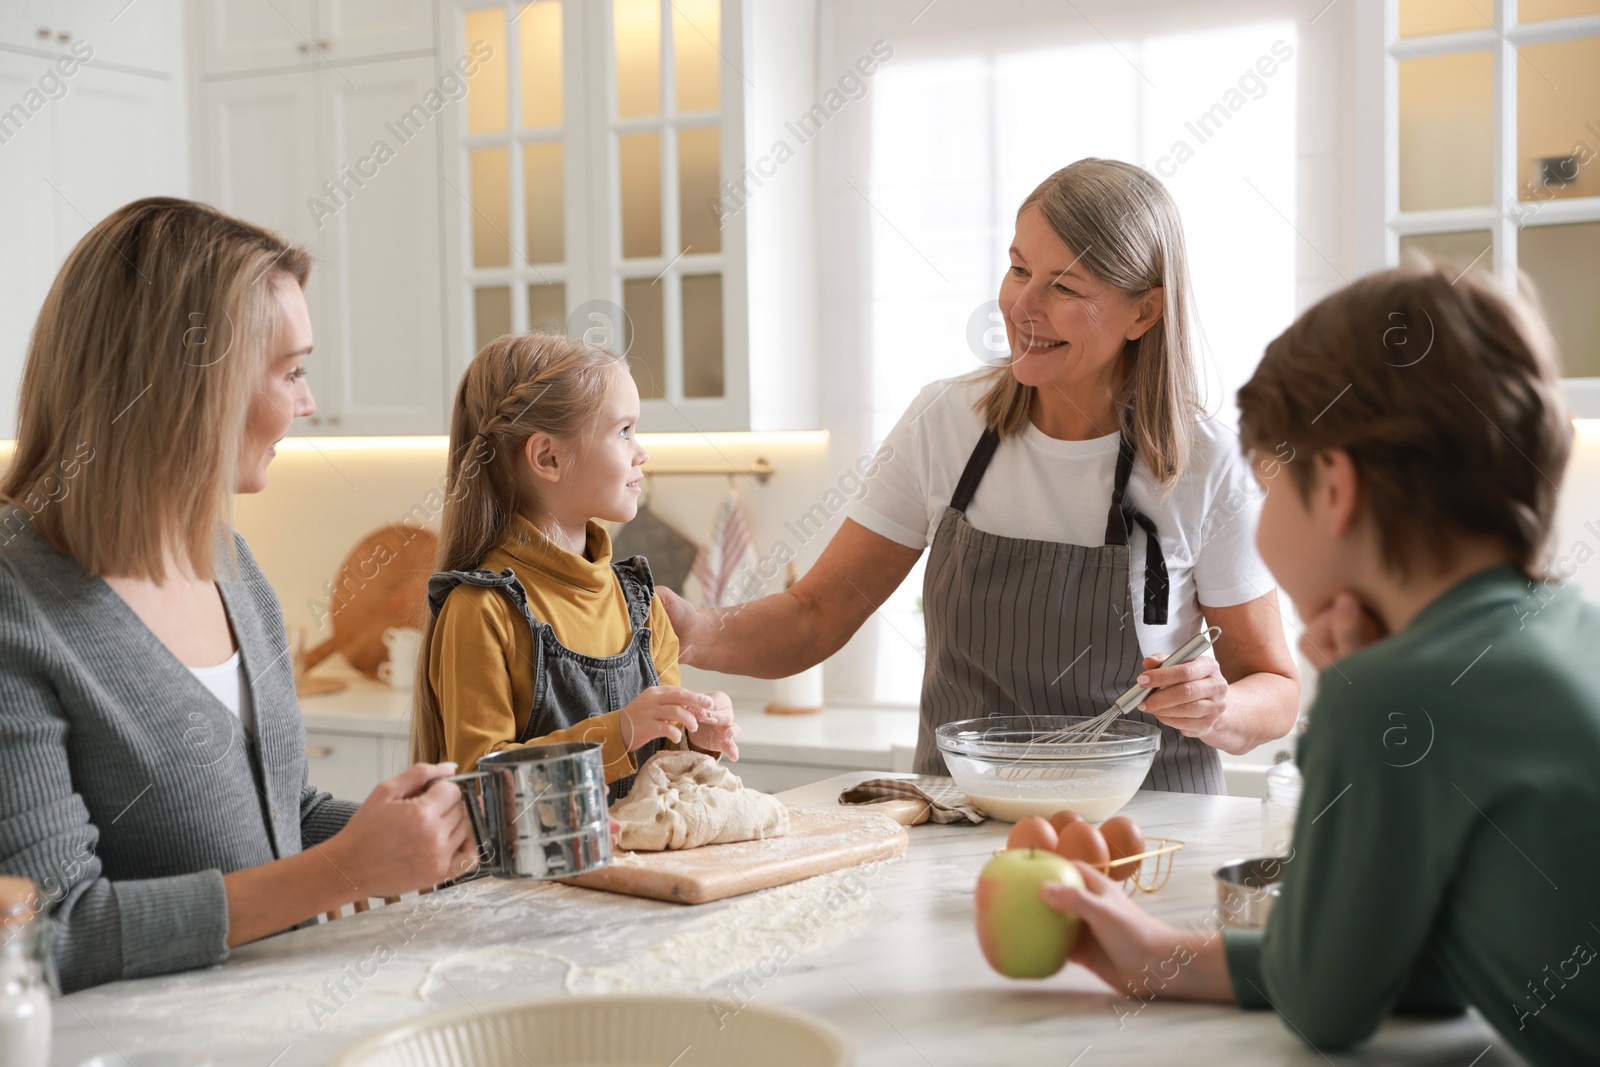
[307,745,333,758]
[328,415,341,426]
[57,31,71,42]
[36,27,50,39]
[317,39,331,49]
[297,41,311,53]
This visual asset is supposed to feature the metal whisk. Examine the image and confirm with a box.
[1000,626,1223,780]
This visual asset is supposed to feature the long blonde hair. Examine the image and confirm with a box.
[410,332,624,764]
[1,197,310,579]
[979,158,1201,485]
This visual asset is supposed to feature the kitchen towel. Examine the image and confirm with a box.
[686,489,763,608]
[838,776,988,824]
[613,505,699,591]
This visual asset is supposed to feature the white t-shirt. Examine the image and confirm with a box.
[189,650,255,734]
[849,371,1276,657]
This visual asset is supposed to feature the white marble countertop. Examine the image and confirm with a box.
[296,671,412,737]
[48,773,1523,1067]
[298,665,919,769]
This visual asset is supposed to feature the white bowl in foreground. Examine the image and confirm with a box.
[330,995,850,1067]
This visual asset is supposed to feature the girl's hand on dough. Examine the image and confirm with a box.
[620,685,715,749]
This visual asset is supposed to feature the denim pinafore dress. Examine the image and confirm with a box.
[427,555,666,802]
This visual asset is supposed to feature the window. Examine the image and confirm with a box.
[858,21,1300,702]
[1386,0,1600,400]
[455,0,734,411]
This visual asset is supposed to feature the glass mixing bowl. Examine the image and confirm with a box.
[935,716,1161,823]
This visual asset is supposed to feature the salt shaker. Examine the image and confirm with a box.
[0,877,51,1067]
[1261,757,1303,858]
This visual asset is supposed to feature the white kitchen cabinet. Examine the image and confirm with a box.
[300,671,915,808]
[311,56,449,433]
[305,728,385,802]
[336,732,840,797]
[316,0,437,62]
[378,735,415,781]
[193,0,316,75]
[722,760,835,794]
[0,55,56,438]
[0,6,38,48]
[3,0,185,73]
[53,66,187,247]
[0,21,188,438]
[195,69,335,415]
[197,70,321,239]
[443,0,820,433]
[193,0,432,75]
[195,55,449,434]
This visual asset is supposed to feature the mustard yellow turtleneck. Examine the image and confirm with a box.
[427,515,683,777]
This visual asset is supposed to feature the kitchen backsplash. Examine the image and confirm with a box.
[231,431,844,703]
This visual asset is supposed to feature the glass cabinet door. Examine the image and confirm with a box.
[461,2,571,357]
[455,0,737,422]
[610,0,727,405]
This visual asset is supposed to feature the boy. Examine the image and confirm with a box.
[1042,264,1600,1065]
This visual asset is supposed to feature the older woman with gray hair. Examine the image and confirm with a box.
[665,159,1300,793]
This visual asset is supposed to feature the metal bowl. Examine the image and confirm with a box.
[1214,855,1291,928]
[934,716,1161,823]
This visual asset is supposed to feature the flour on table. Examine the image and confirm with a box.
[611,750,789,850]
[417,870,882,1000]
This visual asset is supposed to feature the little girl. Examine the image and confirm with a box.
[412,333,740,800]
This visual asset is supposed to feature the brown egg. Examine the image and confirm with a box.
[1047,809,1085,835]
[1005,815,1058,853]
[1100,816,1146,881]
[1053,820,1110,868]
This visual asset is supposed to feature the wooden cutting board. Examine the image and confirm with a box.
[561,805,908,905]
[301,524,438,680]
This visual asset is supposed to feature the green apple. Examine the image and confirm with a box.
[975,848,1083,979]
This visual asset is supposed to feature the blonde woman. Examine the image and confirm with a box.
[0,198,473,992]
[665,159,1300,791]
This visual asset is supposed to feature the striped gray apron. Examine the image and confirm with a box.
[915,427,1225,794]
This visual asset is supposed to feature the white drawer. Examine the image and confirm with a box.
[304,730,382,804]
[728,761,838,794]
[377,735,414,781]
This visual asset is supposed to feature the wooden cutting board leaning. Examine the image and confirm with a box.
[300,523,438,680]
[562,805,910,905]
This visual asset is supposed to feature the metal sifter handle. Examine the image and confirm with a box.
[430,770,497,882]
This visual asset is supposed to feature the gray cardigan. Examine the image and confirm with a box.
[0,506,359,991]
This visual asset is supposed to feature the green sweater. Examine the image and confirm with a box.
[1224,565,1600,1064]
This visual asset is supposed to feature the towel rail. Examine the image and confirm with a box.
[640,456,774,485]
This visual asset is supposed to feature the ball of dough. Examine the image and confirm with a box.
[612,751,790,851]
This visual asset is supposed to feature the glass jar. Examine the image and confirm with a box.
[0,877,51,1067]
[1261,757,1303,858]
